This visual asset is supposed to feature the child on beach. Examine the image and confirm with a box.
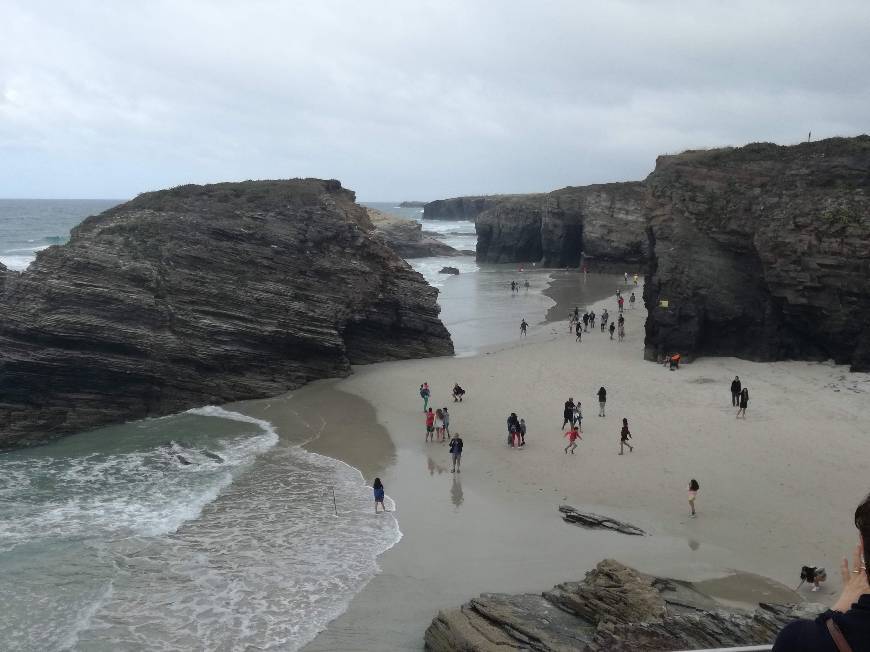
[425,408,435,442]
[519,418,527,446]
[442,407,450,437]
[688,478,699,518]
[564,425,581,454]
[619,417,634,454]
[373,478,386,513]
[420,383,430,412]
[448,433,463,473]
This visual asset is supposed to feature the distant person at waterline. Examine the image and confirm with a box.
[597,387,607,417]
[619,417,634,454]
[448,433,463,473]
[524,279,530,291]
[737,387,749,418]
[609,322,615,339]
[575,321,582,342]
[688,478,699,518]
[772,492,870,651]
[420,382,430,412]
[373,477,386,514]
[520,318,528,336]
[583,312,589,332]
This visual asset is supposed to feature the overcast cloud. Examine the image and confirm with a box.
[1,0,868,200]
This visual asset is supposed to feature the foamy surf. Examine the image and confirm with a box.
[0,404,402,651]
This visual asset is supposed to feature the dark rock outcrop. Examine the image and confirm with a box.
[559,505,645,535]
[643,136,870,371]
[0,179,453,449]
[425,559,823,651]
[423,195,521,220]
[439,267,460,275]
[366,207,459,258]
[474,183,648,268]
[398,201,426,208]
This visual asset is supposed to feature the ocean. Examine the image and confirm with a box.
[0,199,608,651]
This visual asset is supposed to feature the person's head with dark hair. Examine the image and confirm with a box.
[855,493,870,581]
[373,478,383,490]
[622,417,628,426]
[689,478,699,492]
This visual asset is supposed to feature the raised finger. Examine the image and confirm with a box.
[841,556,850,584]
[854,543,863,574]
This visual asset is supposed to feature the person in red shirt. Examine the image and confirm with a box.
[425,408,435,442]
[618,296,625,314]
[564,425,582,455]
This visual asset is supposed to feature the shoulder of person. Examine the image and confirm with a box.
[772,613,838,651]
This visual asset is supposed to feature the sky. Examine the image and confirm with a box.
[1,0,868,201]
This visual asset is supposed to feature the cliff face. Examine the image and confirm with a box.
[425,559,821,651]
[644,136,870,371]
[474,182,648,267]
[366,207,459,258]
[423,195,519,220]
[0,179,453,449]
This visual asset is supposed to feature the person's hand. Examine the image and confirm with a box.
[832,541,870,612]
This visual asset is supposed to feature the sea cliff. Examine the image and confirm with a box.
[643,136,870,371]
[0,179,453,449]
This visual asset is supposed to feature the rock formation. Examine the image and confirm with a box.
[425,559,823,651]
[0,179,453,449]
[558,506,645,535]
[474,183,648,268]
[643,136,870,371]
[423,195,520,220]
[398,200,426,208]
[439,267,460,275]
[366,207,459,258]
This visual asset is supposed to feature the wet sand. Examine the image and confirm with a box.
[249,275,870,650]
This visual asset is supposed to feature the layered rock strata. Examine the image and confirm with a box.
[423,195,521,220]
[366,207,459,258]
[474,182,648,268]
[643,136,870,371]
[425,559,822,651]
[0,179,453,449]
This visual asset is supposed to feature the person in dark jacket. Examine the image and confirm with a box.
[773,493,870,651]
[597,387,607,417]
[561,399,576,429]
[731,376,742,406]
[373,478,386,513]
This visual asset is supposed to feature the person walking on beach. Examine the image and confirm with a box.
[449,433,463,472]
[442,407,450,437]
[420,383,430,412]
[582,312,589,332]
[597,387,607,417]
[619,417,634,454]
[524,279,530,291]
[564,425,581,454]
[574,402,583,431]
[520,318,528,336]
[737,387,749,418]
[373,478,386,513]
[618,321,625,342]
[507,412,521,447]
[687,479,699,518]
[633,273,639,286]
[730,376,742,406]
[575,321,583,342]
[510,281,516,293]
[562,398,576,429]
[629,292,636,309]
[618,295,625,314]
[425,408,435,442]
[573,306,580,323]
[519,418,527,446]
[624,271,629,285]
[589,310,596,329]
[609,322,616,339]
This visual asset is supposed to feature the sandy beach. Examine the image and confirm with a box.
[241,275,870,650]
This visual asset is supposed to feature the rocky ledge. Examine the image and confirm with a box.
[366,207,459,258]
[425,559,822,651]
[0,179,453,449]
[423,195,522,220]
[644,136,870,371]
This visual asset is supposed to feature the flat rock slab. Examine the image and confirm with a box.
[558,505,646,536]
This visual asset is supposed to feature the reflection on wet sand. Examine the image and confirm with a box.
[451,477,463,508]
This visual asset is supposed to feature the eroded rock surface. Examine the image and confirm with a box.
[423,195,519,220]
[644,136,870,371]
[425,559,823,651]
[0,179,453,449]
[472,183,647,268]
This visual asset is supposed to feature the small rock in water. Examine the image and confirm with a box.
[176,454,193,466]
[439,266,460,275]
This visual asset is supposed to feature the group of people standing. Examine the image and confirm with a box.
[506,412,527,447]
[509,280,530,293]
[569,302,626,342]
[421,382,465,470]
